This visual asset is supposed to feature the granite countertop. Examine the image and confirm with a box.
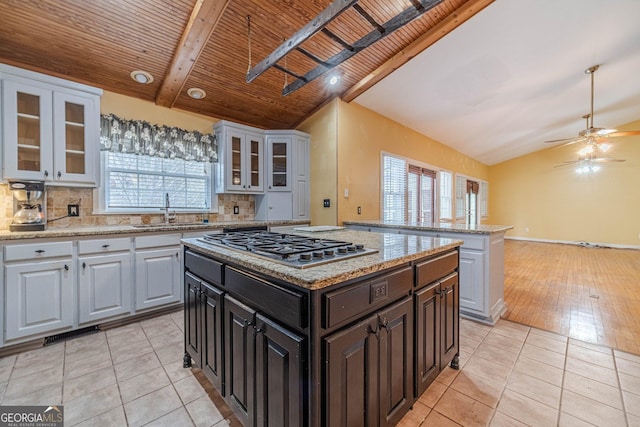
[183,229,462,290]
[343,219,513,235]
[0,220,309,242]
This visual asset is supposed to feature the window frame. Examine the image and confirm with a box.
[380,151,444,223]
[95,151,219,214]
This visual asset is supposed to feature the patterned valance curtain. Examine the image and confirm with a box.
[99,113,217,162]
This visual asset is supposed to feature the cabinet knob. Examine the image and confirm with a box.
[82,262,86,269]
[102,244,110,249]
[44,170,49,177]
[64,264,69,271]
[35,249,45,254]
[57,171,62,178]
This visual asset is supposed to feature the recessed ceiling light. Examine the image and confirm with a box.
[130,70,154,84]
[327,74,340,86]
[187,88,206,99]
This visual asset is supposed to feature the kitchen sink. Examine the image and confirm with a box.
[132,222,214,229]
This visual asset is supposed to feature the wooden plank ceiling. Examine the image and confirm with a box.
[0,0,492,129]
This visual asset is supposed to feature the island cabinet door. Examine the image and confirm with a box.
[323,315,379,427]
[184,273,202,365]
[254,314,304,427]
[377,297,414,426]
[440,274,460,369]
[225,295,256,427]
[201,281,225,391]
[415,283,441,396]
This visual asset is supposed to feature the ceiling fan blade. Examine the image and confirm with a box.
[606,130,640,138]
[544,137,580,144]
[554,161,580,167]
[592,158,626,163]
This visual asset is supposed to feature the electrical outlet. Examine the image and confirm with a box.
[323,199,330,208]
[67,204,79,217]
[357,206,362,215]
[233,206,239,215]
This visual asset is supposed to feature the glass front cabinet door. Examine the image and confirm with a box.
[1,66,101,186]
[266,136,292,192]
[2,80,54,180]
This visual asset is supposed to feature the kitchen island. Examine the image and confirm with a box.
[182,229,462,427]
[344,220,513,325]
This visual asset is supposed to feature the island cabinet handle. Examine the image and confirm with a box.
[35,249,45,254]
[102,244,110,249]
[444,287,454,295]
[367,324,380,339]
[379,317,391,332]
[253,323,265,336]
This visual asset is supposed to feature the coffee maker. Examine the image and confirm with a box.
[9,180,46,232]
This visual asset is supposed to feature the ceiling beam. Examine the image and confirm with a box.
[156,0,229,107]
[246,0,358,83]
[341,0,495,103]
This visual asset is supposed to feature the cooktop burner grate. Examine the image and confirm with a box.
[197,230,377,268]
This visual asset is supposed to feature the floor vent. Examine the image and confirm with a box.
[44,325,101,346]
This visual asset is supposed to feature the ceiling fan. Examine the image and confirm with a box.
[545,64,640,149]
[554,152,625,174]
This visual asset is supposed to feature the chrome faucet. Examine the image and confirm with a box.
[162,193,170,223]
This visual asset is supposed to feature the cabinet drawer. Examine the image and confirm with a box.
[135,233,181,249]
[415,250,458,289]
[185,250,223,285]
[78,237,130,254]
[225,266,306,329]
[323,266,412,329]
[5,241,73,261]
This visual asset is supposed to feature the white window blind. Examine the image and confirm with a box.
[455,175,466,219]
[408,165,435,223]
[104,152,212,211]
[382,154,407,221]
[439,170,452,221]
[480,181,488,218]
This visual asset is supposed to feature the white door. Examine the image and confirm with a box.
[78,252,132,323]
[5,259,73,340]
[135,247,181,310]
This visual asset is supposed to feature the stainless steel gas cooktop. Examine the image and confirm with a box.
[197,230,377,268]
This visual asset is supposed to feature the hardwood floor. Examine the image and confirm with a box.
[502,239,640,355]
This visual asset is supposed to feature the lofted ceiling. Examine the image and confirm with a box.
[354,0,640,165]
[1,0,638,166]
[0,0,489,129]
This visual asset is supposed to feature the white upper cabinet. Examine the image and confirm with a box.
[0,64,102,186]
[214,121,265,194]
[265,134,293,192]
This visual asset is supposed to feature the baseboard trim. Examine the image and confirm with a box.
[505,236,640,250]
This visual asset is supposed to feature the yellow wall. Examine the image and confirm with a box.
[334,100,489,224]
[489,119,640,246]
[297,100,339,226]
[101,91,218,132]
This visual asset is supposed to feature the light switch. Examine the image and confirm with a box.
[323,199,330,208]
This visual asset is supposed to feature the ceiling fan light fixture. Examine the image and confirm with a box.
[326,73,340,86]
[130,70,154,84]
[598,142,611,152]
[578,145,593,156]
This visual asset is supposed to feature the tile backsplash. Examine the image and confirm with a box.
[0,184,254,230]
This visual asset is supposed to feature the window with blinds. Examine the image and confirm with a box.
[455,174,466,219]
[101,151,213,212]
[408,165,436,223]
[439,170,453,221]
[382,153,438,223]
[382,154,406,221]
[480,181,488,218]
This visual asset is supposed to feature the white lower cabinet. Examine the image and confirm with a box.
[78,238,132,323]
[79,257,132,324]
[5,245,74,340]
[134,234,182,311]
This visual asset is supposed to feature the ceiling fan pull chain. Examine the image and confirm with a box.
[246,15,252,75]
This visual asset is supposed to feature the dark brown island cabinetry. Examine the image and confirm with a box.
[183,243,460,427]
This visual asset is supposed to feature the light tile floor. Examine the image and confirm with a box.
[1,312,639,426]
[0,311,229,426]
